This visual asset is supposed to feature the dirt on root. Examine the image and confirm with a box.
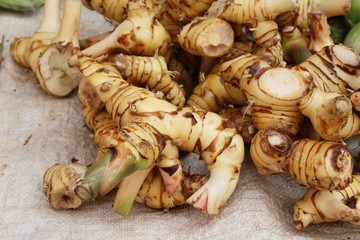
[0,163,8,176]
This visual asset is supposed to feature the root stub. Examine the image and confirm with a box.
[48,190,83,209]
[198,24,234,58]
[288,140,353,190]
[178,17,234,58]
[37,43,83,97]
[74,185,93,201]
[43,163,88,210]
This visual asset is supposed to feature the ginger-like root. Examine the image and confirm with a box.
[296,45,360,95]
[287,139,353,190]
[10,37,31,68]
[294,175,360,230]
[219,106,257,143]
[294,0,351,30]
[74,121,165,200]
[34,0,83,97]
[79,81,185,215]
[79,31,112,50]
[136,167,208,210]
[187,49,310,135]
[164,52,195,99]
[299,87,360,140]
[205,0,293,66]
[78,77,104,111]
[241,65,311,135]
[36,43,83,97]
[250,126,293,175]
[252,20,280,48]
[250,126,353,190]
[107,138,183,215]
[190,45,358,136]
[25,0,61,67]
[275,0,350,31]
[79,78,184,194]
[307,11,334,53]
[81,0,141,24]
[79,82,166,201]
[206,0,296,24]
[189,45,359,138]
[78,0,171,59]
[250,20,285,67]
[114,54,186,107]
[78,56,245,215]
[112,165,156,216]
[187,51,264,112]
[113,140,183,215]
[178,17,234,58]
[10,0,61,72]
[43,163,88,210]
[11,0,83,97]
[156,140,183,196]
[155,0,216,42]
[251,41,285,67]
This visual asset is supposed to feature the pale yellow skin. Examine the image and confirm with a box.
[178,17,234,58]
[307,11,334,53]
[10,0,61,71]
[188,51,310,135]
[219,106,257,143]
[79,77,183,195]
[81,0,130,23]
[295,0,350,29]
[43,163,88,210]
[136,167,207,210]
[78,56,245,215]
[275,0,350,30]
[156,0,216,42]
[24,0,61,69]
[81,1,171,58]
[252,21,280,48]
[241,65,311,135]
[204,0,291,65]
[111,137,185,215]
[296,45,360,95]
[250,127,292,175]
[299,87,360,140]
[250,125,353,191]
[294,175,360,230]
[165,0,215,21]
[163,52,194,99]
[10,37,31,68]
[114,54,186,107]
[187,52,262,112]
[287,139,353,190]
[189,45,360,137]
[78,77,187,214]
[82,105,184,195]
[34,0,83,97]
[250,20,285,66]
[206,0,296,24]
[11,0,83,97]
[251,41,285,67]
